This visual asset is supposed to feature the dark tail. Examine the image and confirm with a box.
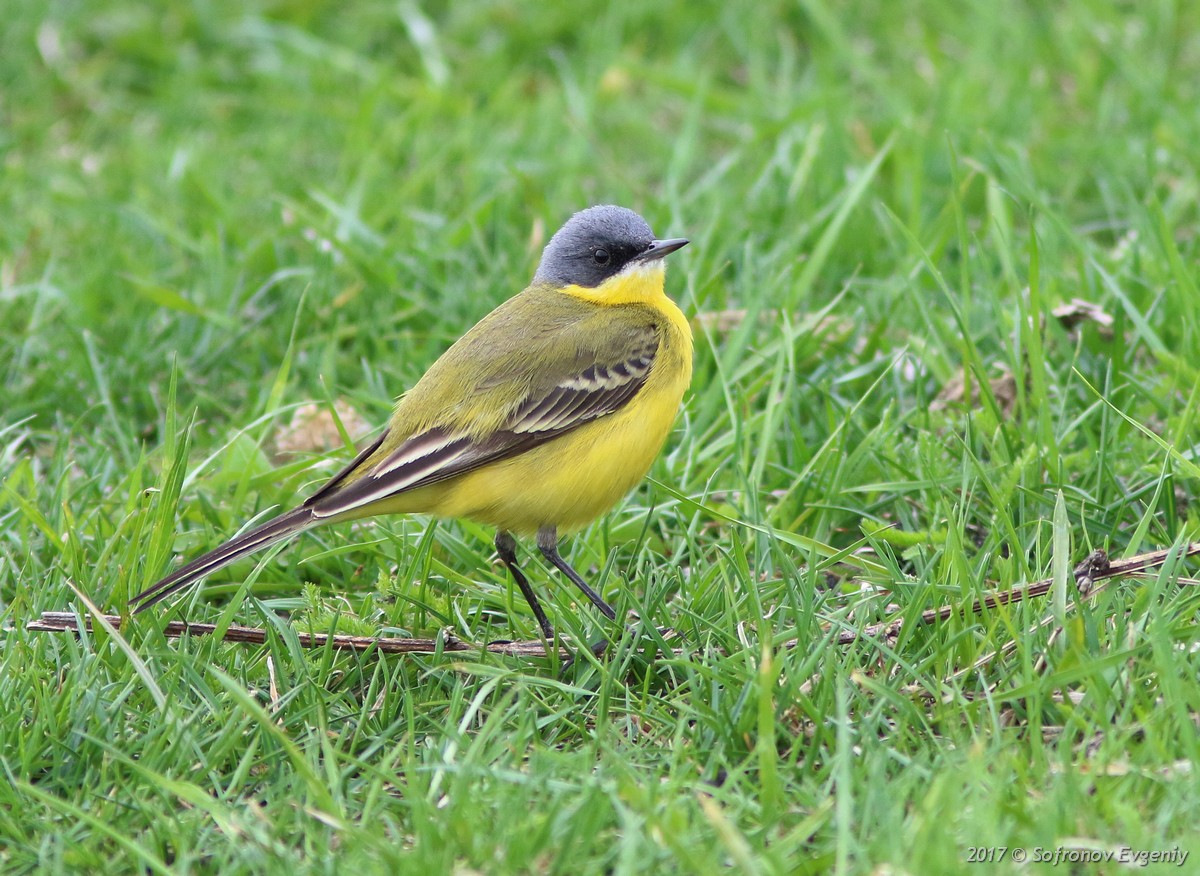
[130,506,315,612]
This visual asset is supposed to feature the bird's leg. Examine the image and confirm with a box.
[536,527,617,621]
[494,530,555,641]
[535,527,614,670]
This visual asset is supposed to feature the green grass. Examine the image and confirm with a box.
[3,0,1200,872]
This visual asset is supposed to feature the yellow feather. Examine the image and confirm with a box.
[365,262,693,533]
[131,205,691,633]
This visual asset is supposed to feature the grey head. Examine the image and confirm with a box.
[533,205,688,288]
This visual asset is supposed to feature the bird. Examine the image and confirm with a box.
[129,205,692,641]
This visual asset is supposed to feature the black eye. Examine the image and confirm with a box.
[593,248,610,266]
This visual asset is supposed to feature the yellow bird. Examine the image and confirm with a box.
[131,205,692,640]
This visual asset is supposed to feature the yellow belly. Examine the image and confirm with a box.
[431,380,682,532]
[371,299,692,534]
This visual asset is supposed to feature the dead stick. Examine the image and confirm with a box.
[832,541,1200,645]
[24,613,567,658]
[24,542,1198,656]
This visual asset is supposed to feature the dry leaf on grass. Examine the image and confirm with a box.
[930,368,1018,418]
[271,400,372,462]
[1052,298,1115,337]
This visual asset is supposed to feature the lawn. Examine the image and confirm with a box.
[3,1,1199,872]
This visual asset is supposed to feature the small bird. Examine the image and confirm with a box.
[130,205,692,640]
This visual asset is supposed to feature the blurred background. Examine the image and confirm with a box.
[3,1,1199,871]
[5,1,1196,432]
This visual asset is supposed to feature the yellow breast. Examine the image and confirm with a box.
[383,263,693,533]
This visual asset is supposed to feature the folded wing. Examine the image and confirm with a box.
[308,327,658,518]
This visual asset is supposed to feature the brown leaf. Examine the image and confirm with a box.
[271,400,371,461]
[1052,298,1114,336]
[930,368,1018,417]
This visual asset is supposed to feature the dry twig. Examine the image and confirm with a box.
[25,613,569,659]
[23,542,1199,658]
[830,542,1198,646]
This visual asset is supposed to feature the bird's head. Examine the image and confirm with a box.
[533,205,688,297]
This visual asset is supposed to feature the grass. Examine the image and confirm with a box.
[3,0,1200,872]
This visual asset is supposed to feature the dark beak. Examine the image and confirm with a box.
[635,238,689,263]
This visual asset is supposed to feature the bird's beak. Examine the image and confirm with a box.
[635,238,689,263]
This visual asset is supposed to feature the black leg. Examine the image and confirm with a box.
[536,527,617,621]
[495,530,555,640]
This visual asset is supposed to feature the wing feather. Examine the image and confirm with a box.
[310,323,659,519]
[303,427,390,505]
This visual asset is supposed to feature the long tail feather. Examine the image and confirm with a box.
[130,506,315,612]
